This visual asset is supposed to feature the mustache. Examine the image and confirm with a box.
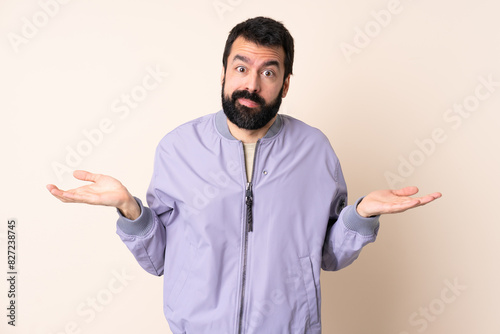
[231,90,265,106]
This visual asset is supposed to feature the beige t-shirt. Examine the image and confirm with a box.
[243,142,256,182]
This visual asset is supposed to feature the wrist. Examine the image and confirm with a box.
[118,195,141,220]
[356,198,376,218]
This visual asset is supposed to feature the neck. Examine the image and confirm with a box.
[226,115,277,143]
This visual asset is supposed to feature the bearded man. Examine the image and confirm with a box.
[48,16,441,334]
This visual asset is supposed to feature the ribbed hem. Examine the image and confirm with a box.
[116,197,154,236]
[342,197,380,236]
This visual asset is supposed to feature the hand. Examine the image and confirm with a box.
[356,186,442,218]
[46,170,141,220]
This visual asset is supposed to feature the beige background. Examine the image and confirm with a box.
[1,0,499,333]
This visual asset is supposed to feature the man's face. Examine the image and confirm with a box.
[221,36,290,130]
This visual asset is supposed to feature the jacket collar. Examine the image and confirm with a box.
[215,109,283,141]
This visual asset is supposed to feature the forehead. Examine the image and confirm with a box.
[228,36,285,68]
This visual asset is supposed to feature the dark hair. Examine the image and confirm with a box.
[222,16,294,80]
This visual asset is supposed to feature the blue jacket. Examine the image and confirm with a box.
[116,110,380,334]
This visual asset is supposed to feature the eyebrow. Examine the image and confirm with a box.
[232,54,281,69]
[263,60,280,69]
[233,54,250,63]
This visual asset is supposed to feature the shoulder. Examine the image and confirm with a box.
[279,114,344,182]
[280,114,332,146]
[280,114,341,164]
[157,113,216,148]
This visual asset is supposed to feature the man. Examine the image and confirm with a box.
[47,17,441,334]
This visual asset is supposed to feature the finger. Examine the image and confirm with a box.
[52,193,74,203]
[415,192,443,205]
[379,199,421,214]
[73,170,98,183]
[64,189,105,205]
[46,184,65,197]
[430,192,442,199]
[47,186,76,203]
[46,184,57,192]
[393,198,421,209]
[392,186,419,197]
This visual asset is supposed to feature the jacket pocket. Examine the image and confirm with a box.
[300,256,320,327]
[166,270,189,311]
[166,244,197,311]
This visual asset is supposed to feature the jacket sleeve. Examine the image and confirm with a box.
[115,142,174,277]
[115,197,170,276]
[321,159,380,271]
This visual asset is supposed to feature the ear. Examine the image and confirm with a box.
[221,67,225,85]
[281,75,291,98]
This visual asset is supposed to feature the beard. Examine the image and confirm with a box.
[221,80,283,130]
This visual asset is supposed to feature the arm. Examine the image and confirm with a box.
[322,187,442,271]
[115,143,176,276]
[321,163,441,271]
[115,197,168,276]
[321,167,380,271]
[46,170,169,276]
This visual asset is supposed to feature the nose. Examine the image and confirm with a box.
[244,71,261,93]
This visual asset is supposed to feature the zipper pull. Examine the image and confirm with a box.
[246,182,253,232]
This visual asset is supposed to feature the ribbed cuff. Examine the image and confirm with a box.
[342,197,380,236]
[116,197,154,236]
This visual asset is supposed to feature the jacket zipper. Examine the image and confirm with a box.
[237,139,259,334]
[246,182,253,232]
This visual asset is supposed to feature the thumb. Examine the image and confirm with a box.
[73,170,98,183]
[392,186,419,197]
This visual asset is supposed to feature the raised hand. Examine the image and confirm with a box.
[46,170,141,220]
[356,186,442,218]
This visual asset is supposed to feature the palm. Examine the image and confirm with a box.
[356,186,442,217]
[47,170,129,208]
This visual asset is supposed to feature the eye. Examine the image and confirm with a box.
[262,70,274,77]
[236,66,246,73]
